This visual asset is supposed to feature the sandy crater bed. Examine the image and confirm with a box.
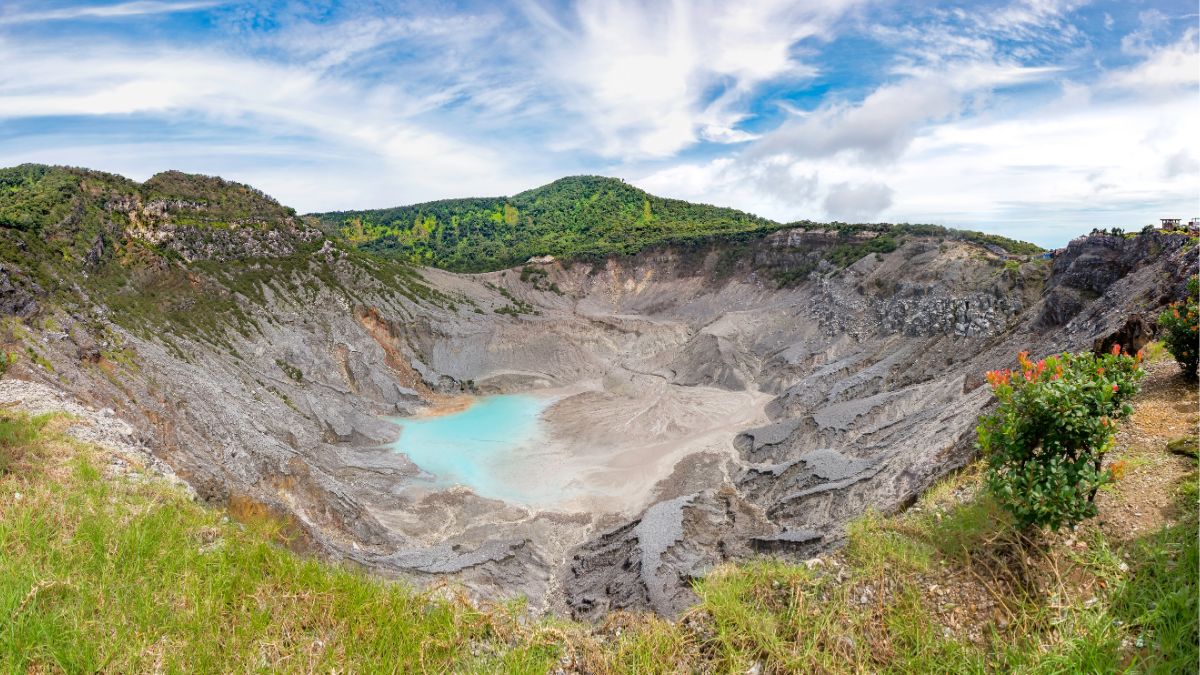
[390,375,771,517]
[538,378,771,514]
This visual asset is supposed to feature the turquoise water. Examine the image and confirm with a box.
[389,394,560,505]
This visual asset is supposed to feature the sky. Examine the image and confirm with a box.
[0,1,1197,246]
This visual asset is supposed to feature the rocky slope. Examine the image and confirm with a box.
[2,165,1194,617]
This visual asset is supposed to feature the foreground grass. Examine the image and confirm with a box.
[0,414,562,673]
[580,468,1196,674]
[2,396,1196,673]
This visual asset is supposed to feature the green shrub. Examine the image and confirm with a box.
[978,348,1144,531]
[1158,276,1198,381]
[274,358,303,382]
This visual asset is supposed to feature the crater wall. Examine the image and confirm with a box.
[4,225,1193,617]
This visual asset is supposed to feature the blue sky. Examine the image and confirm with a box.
[0,0,1196,246]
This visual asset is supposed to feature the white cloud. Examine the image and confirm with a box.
[751,160,820,206]
[1120,9,1170,56]
[1164,150,1200,179]
[0,36,535,210]
[0,1,223,24]
[264,13,499,75]
[745,61,1056,167]
[823,181,894,221]
[636,33,1199,247]
[1105,29,1199,96]
[523,0,862,158]
[984,0,1089,37]
[0,0,1195,245]
[883,94,1197,226]
[759,83,958,164]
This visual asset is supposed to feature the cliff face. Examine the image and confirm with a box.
[2,165,1194,617]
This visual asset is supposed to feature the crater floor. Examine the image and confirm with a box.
[389,378,771,515]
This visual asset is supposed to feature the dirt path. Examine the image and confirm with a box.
[1098,359,1199,542]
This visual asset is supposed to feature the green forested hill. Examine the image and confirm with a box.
[0,164,297,233]
[312,176,784,271]
[138,170,298,225]
[0,164,134,234]
[313,175,1042,272]
[0,164,401,341]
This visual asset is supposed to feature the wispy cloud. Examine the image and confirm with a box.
[518,0,862,158]
[637,0,1199,243]
[639,74,1198,243]
[0,1,223,24]
[0,34,525,208]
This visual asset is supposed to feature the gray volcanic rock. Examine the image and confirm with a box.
[566,488,774,618]
[560,231,1193,618]
[750,527,822,555]
[733,418,806,461]
[0,264,38,316]
[1038,231,1193,328]
[367,539,528,574]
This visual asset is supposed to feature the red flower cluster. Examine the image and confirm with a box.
[1110,459,1128,480]
[985,369,1012,386]
[985,346,1139,394]
[987,351,1058,389]
[1169,305,1196,319]
[1104,343,1144,366]
[1014,350,1051,382]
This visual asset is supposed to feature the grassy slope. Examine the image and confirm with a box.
[2,354,1195,673]
[0,165,462,358]
[312,175,1042,272]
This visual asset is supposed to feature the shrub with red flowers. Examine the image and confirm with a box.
[977,347,1144,531]
[1159,275,1198,382]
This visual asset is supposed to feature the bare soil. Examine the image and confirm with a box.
[1096,360,1199,542]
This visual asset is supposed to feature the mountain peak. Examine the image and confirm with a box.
[517,174,635,195]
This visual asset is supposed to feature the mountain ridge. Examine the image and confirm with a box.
[2,164,1042,277]
[313,174,779,271]
[310,173,1043,271]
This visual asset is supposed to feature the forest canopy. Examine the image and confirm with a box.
[313,176,780,271]
[313,176,1042,272]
